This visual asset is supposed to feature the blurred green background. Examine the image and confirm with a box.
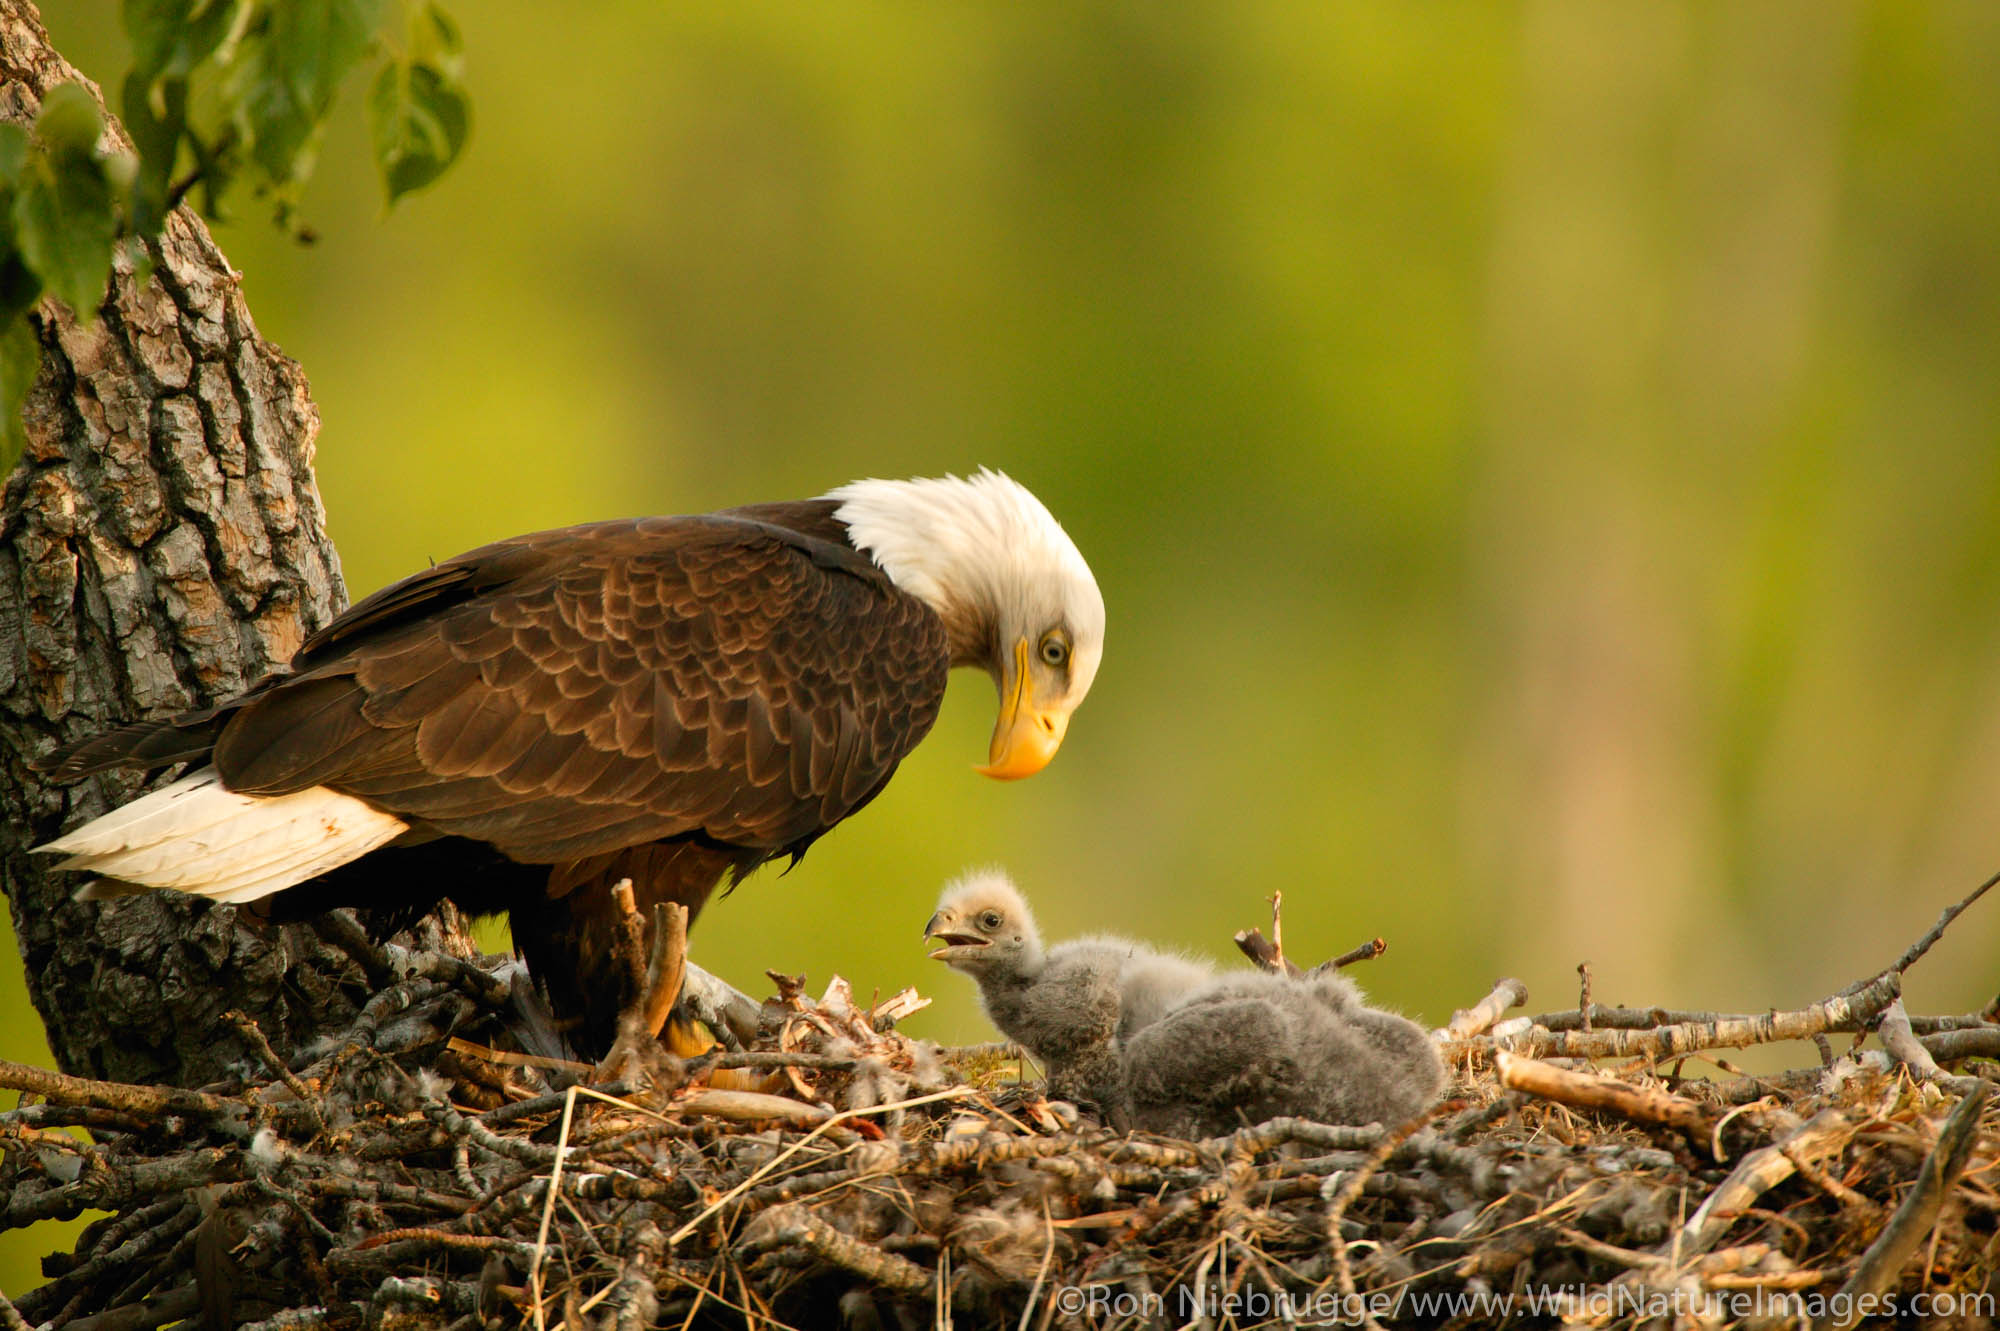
[9,0,2000,1294]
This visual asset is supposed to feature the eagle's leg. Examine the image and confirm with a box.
[529,840,766,1059]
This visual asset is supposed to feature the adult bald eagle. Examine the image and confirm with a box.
[34,471,1104,1049]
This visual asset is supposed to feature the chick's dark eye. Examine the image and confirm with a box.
[979,910,1002,930]
[1039,635,1069,668]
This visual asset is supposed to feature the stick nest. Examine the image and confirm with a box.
[4,910,2000,1330]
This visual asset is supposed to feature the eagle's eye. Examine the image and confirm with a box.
[1038,634,1069,669]
[979,910,1003,931]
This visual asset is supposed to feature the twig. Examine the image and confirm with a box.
[1847,865,2000,995]
[1577,962,1594,1033]
[1456,973,1903,1061]
[61,1285,202,1331]
[668,1086,974,1246]
[1674,1108,1854,1257]
[643,902,691,1040]
[1018,1198,1055,1331]
[1319,937,1387,972]
[1877,998,1984,1094]
[676,1090,832,1128]
[1529,1003,1996,1036]
[0,1059,256,1126]
[609,879,647,997]
[707,1051,859,1072]
[1782,1141,1883,1221]
[1819,1084,1990,1331]
[740,1203,930,1295]
[525,1084,581,1331]
[1232,928,1299,977]
[1318,1110,1435,1331]
[1920,1028,2000,1064]
[1495,1052,1710,1137]
[1442,978,1529,1040]
[1267,890,1290,971]
[308,910,394,989]
[223,1011,325,1133]
[598,889,695,1084]
[445,1038,591,1077]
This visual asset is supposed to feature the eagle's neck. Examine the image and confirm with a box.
[823,473,1044,665]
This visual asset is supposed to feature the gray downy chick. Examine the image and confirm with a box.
[1120,969,1445,1138]
[924,870,1128,1110]
[927,869,1214,1042]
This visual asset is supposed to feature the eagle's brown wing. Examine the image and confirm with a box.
[210,514,950,862]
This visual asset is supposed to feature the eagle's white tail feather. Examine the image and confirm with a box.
[35,766,408,905]
[41,767,243,857]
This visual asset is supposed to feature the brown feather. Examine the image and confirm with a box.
[41,504,952,1052]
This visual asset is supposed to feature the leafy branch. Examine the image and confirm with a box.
[0,0,472,470]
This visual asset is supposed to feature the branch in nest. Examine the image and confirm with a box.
[1673,1107,1855,1257]
[1876,998,1985,1095]
[609,879,648,997]
[1848,864,2000,995]
[1317,936,1387,971]
[222,1011,324,1133]
[1827,1082,1990,1328]
[1440,977,1529,1040]
[0,1059,304,1138]
[675,1090,832,1128]
[1235,929,1386,976]
[597,886,693,1084]
[739,1203,930,1295]
[61,1285,202,1331]
[1494,1051,1710,1138]
[642,903,691,1040]
[1920,1028,2000,1063]
[1267,890,1288,972]
[1232,927,1298,976]
[1453,972,1904,1061]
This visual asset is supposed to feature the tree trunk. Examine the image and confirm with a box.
[0,0,400,1088]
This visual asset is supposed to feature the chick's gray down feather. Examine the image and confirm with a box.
[1065,934,1214,1040]
[974,949,1127,1109]
[924,871,1213,1057]
[926,870,1446,1135]
[1121,970,1445,1138]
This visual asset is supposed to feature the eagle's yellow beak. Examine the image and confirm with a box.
[976,637,1070,780]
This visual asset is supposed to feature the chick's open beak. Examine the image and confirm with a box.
[923,911,989,962]
[976,637,1071,781]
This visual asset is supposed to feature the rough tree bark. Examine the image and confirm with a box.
[0,0,438,1089]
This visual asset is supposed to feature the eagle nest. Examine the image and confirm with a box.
[4,888,2000,1331]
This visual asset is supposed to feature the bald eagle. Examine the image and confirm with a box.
[34,471,1105,1049]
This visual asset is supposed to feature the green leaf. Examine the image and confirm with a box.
[225,0,387,186]
[124,0,241,84]
[0,314,40,477]
[0,124,28,185]
[410,3,464,82]
[34,85,105,157]
[0,252,40,325]
[13,87,120,319]
[12,151,117,320]
[122,71,189,235]
[368,59,468,205]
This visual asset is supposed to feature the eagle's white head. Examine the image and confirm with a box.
[828,469,1104,779]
